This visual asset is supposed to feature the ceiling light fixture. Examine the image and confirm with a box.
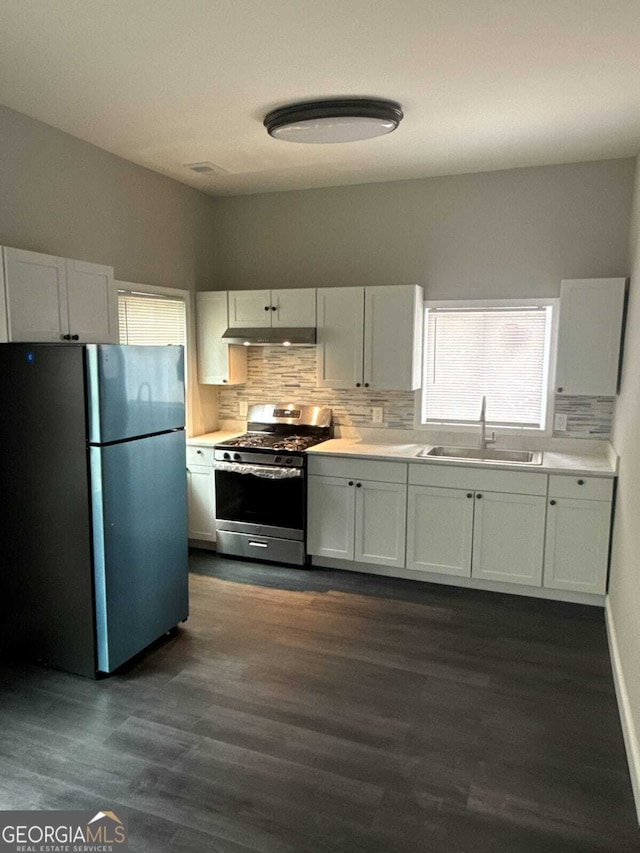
[264,98,403,144]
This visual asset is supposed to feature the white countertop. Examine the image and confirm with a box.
[187,430,244,446]
[306,438,618,477]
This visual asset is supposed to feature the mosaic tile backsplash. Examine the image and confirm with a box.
[216,347,416,429]
[216,347,614,439]
[552,395,614,439]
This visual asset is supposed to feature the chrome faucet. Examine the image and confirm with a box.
[479,395,496,451]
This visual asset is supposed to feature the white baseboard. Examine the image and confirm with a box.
[311,557,605,607]
[606,598,640,824]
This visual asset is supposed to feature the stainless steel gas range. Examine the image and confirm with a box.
[214,403,332,565]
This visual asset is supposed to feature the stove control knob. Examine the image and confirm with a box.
[275,456,282,463]
[233,453,241,461]
[223,452,231,460]
[285,457,293,465]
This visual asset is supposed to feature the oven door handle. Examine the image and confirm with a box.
[213,461,303,479]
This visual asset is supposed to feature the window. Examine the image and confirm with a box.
[420,301,556,431]
[118,290,187,346]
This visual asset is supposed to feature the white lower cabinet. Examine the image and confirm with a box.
[307,457,407,567]
[406,481,546,586]
[309,455,615,600]
[186,446,216,543]
[406,486,473,576]
[472,491,546,586]
[306,474,355,560]
[406,464,548,586]
[543,475,613,594]
[354,480,407,567]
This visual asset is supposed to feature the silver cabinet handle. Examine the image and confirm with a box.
[249,541,268,548]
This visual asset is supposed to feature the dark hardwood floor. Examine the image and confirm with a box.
[0,551,638,852]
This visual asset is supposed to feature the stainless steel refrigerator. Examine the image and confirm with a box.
[0,343,189,677]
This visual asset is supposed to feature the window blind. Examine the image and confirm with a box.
[422,306,552,428]
[118,291,186,346]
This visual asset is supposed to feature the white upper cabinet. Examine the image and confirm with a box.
[65,258,118,343]
[316,286,365,388]
[317,284,423,390]
[363,286,423,391]
[228,290,271,328]
[271,288,316,328]
[1,247,116,343]
[2,248,67,342]
[196,291,247,385]
[228,288,316,329]
[555,278,626,396]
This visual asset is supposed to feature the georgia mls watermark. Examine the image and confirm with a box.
[0,810,128,853]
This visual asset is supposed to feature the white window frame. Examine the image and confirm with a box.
[116,279,195,436]
[414,297,559,437]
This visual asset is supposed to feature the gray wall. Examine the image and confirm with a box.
[209,158,635,299]
[610,154,640,818]
[0,104,219,432]
[0,104,218,289]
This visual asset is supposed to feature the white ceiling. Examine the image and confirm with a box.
[1,0,639,196]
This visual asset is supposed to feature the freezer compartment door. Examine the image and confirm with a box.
[87,344,185,443]
[91,429,189,672]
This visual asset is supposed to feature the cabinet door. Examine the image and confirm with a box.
[3,247,68,341]
[307,475,355,560]
[364,285,423,391]
[65,259,117,342]
[316,287,364,388]
[406,485,473,576]
[271,288,316,328]
[196,292,247,385]
[556,278,625,396]
[228,290,271,328]
[472,491,546,586]
[355,480,407,568]
[544,498,610,594]
[187,463,216,541]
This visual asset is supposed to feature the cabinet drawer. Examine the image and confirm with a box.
[409,463,547,496]
[307,455,407,484]
[187,445,214,467]
[548,474,613,502]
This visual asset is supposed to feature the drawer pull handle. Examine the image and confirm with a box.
[466,493,473,498]
[550,500,556,506]
[249,541,268,548]
[476,493,483,499]
[196,450,203,455]
[348,481,354,486]
[356,482,362,488]
[577,479,584,485]
[356,383,361,387]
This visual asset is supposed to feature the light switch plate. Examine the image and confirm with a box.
[554,413,568,431]
[371,407,383,424]
[238,401,248,417]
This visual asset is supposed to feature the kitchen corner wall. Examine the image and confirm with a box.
[217,346,615,438]
[0,103,220,435]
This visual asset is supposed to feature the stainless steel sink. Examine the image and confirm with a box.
[417,446,543,465]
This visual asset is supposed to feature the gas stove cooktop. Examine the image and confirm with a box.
[214,402,333,467]
[219,432,326,453]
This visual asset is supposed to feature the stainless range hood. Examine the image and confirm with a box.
[222,327,316,346]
